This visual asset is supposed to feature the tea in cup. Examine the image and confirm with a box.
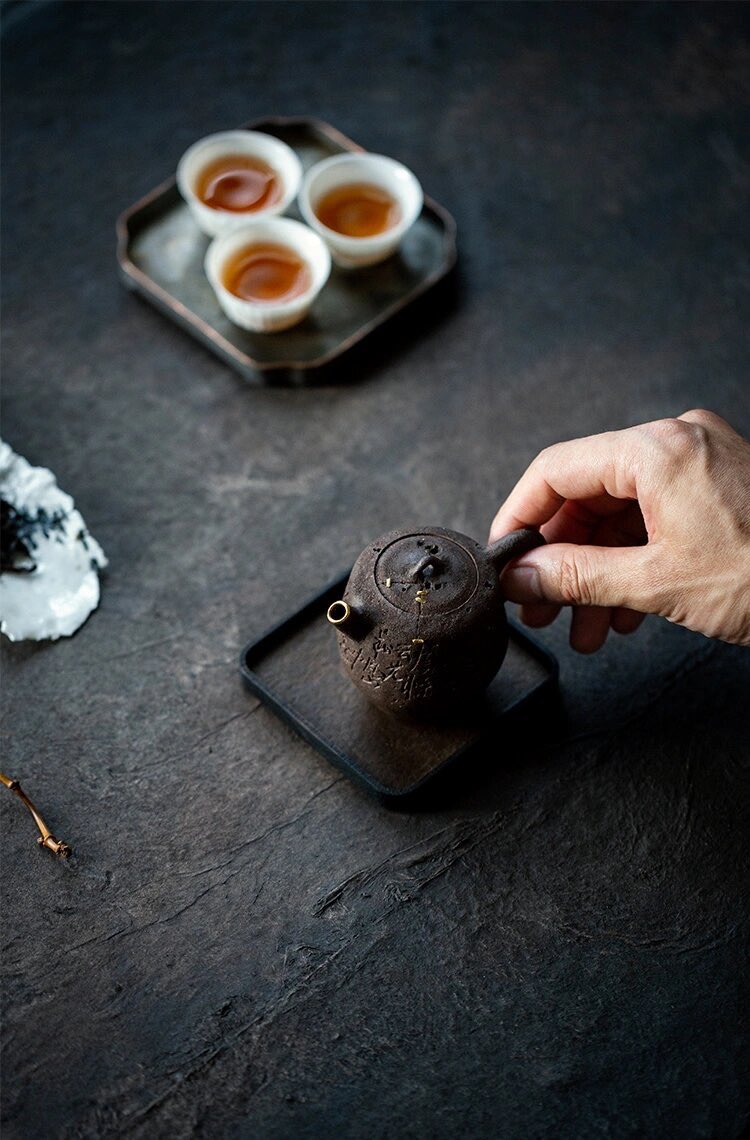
[299,153,423,267]
[204,217,331,332]
[177,130,302,237]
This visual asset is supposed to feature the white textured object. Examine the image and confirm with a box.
[176,130,302,237]
[298,153,423,267]
[0,441,107,642]
[204,217,331,332]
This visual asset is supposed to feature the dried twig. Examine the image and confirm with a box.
[1,772,72,858]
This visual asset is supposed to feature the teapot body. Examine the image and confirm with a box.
[328,526,541,719]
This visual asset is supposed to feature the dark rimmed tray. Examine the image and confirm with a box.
[116,116,457,381]
[239,572,559,802]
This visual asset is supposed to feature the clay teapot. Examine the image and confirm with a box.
[327,526,544,719]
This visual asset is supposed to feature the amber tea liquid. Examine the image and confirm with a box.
[315,182,401,237]
[197,155,282,213]
[222,243,311,303]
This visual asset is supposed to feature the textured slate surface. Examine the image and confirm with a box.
[2,2,749,1137]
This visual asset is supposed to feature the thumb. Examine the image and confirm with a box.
[502,544,652,611]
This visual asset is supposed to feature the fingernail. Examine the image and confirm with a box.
[502,563,545,603]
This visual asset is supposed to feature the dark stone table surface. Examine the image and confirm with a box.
[2,3,749,1137]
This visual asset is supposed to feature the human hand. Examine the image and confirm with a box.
[490,409,750,652]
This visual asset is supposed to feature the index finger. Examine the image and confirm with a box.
[489,428,640,543]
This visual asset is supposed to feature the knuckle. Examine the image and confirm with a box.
[640,417,708,466]
[556,549,596,606]
[678,407,724,430]
[646,416,693,445]
[535,443,559,471]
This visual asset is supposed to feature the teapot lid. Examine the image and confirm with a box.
[373,531,479,615]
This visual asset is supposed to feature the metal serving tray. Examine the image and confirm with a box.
[117,117,457,381]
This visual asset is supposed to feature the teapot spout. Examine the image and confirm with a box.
[486,527,545,574]
[326,599,370,641]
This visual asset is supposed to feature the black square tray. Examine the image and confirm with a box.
[117,116,457,381]
[239,572,559,802]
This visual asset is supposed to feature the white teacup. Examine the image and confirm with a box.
[177,130,302,237]
[298,153,423,268]
[205,217,331,333]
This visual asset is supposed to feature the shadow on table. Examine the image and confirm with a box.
[391,638,750,817]
[250,264,461,389]
[383,686,566,814]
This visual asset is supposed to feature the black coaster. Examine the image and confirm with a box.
[239,573,558,801]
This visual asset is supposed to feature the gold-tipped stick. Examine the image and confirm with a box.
[1,772,72,858]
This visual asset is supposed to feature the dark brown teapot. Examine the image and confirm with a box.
[327,526,544,719]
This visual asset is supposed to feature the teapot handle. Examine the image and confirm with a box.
[486,527,545,575]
